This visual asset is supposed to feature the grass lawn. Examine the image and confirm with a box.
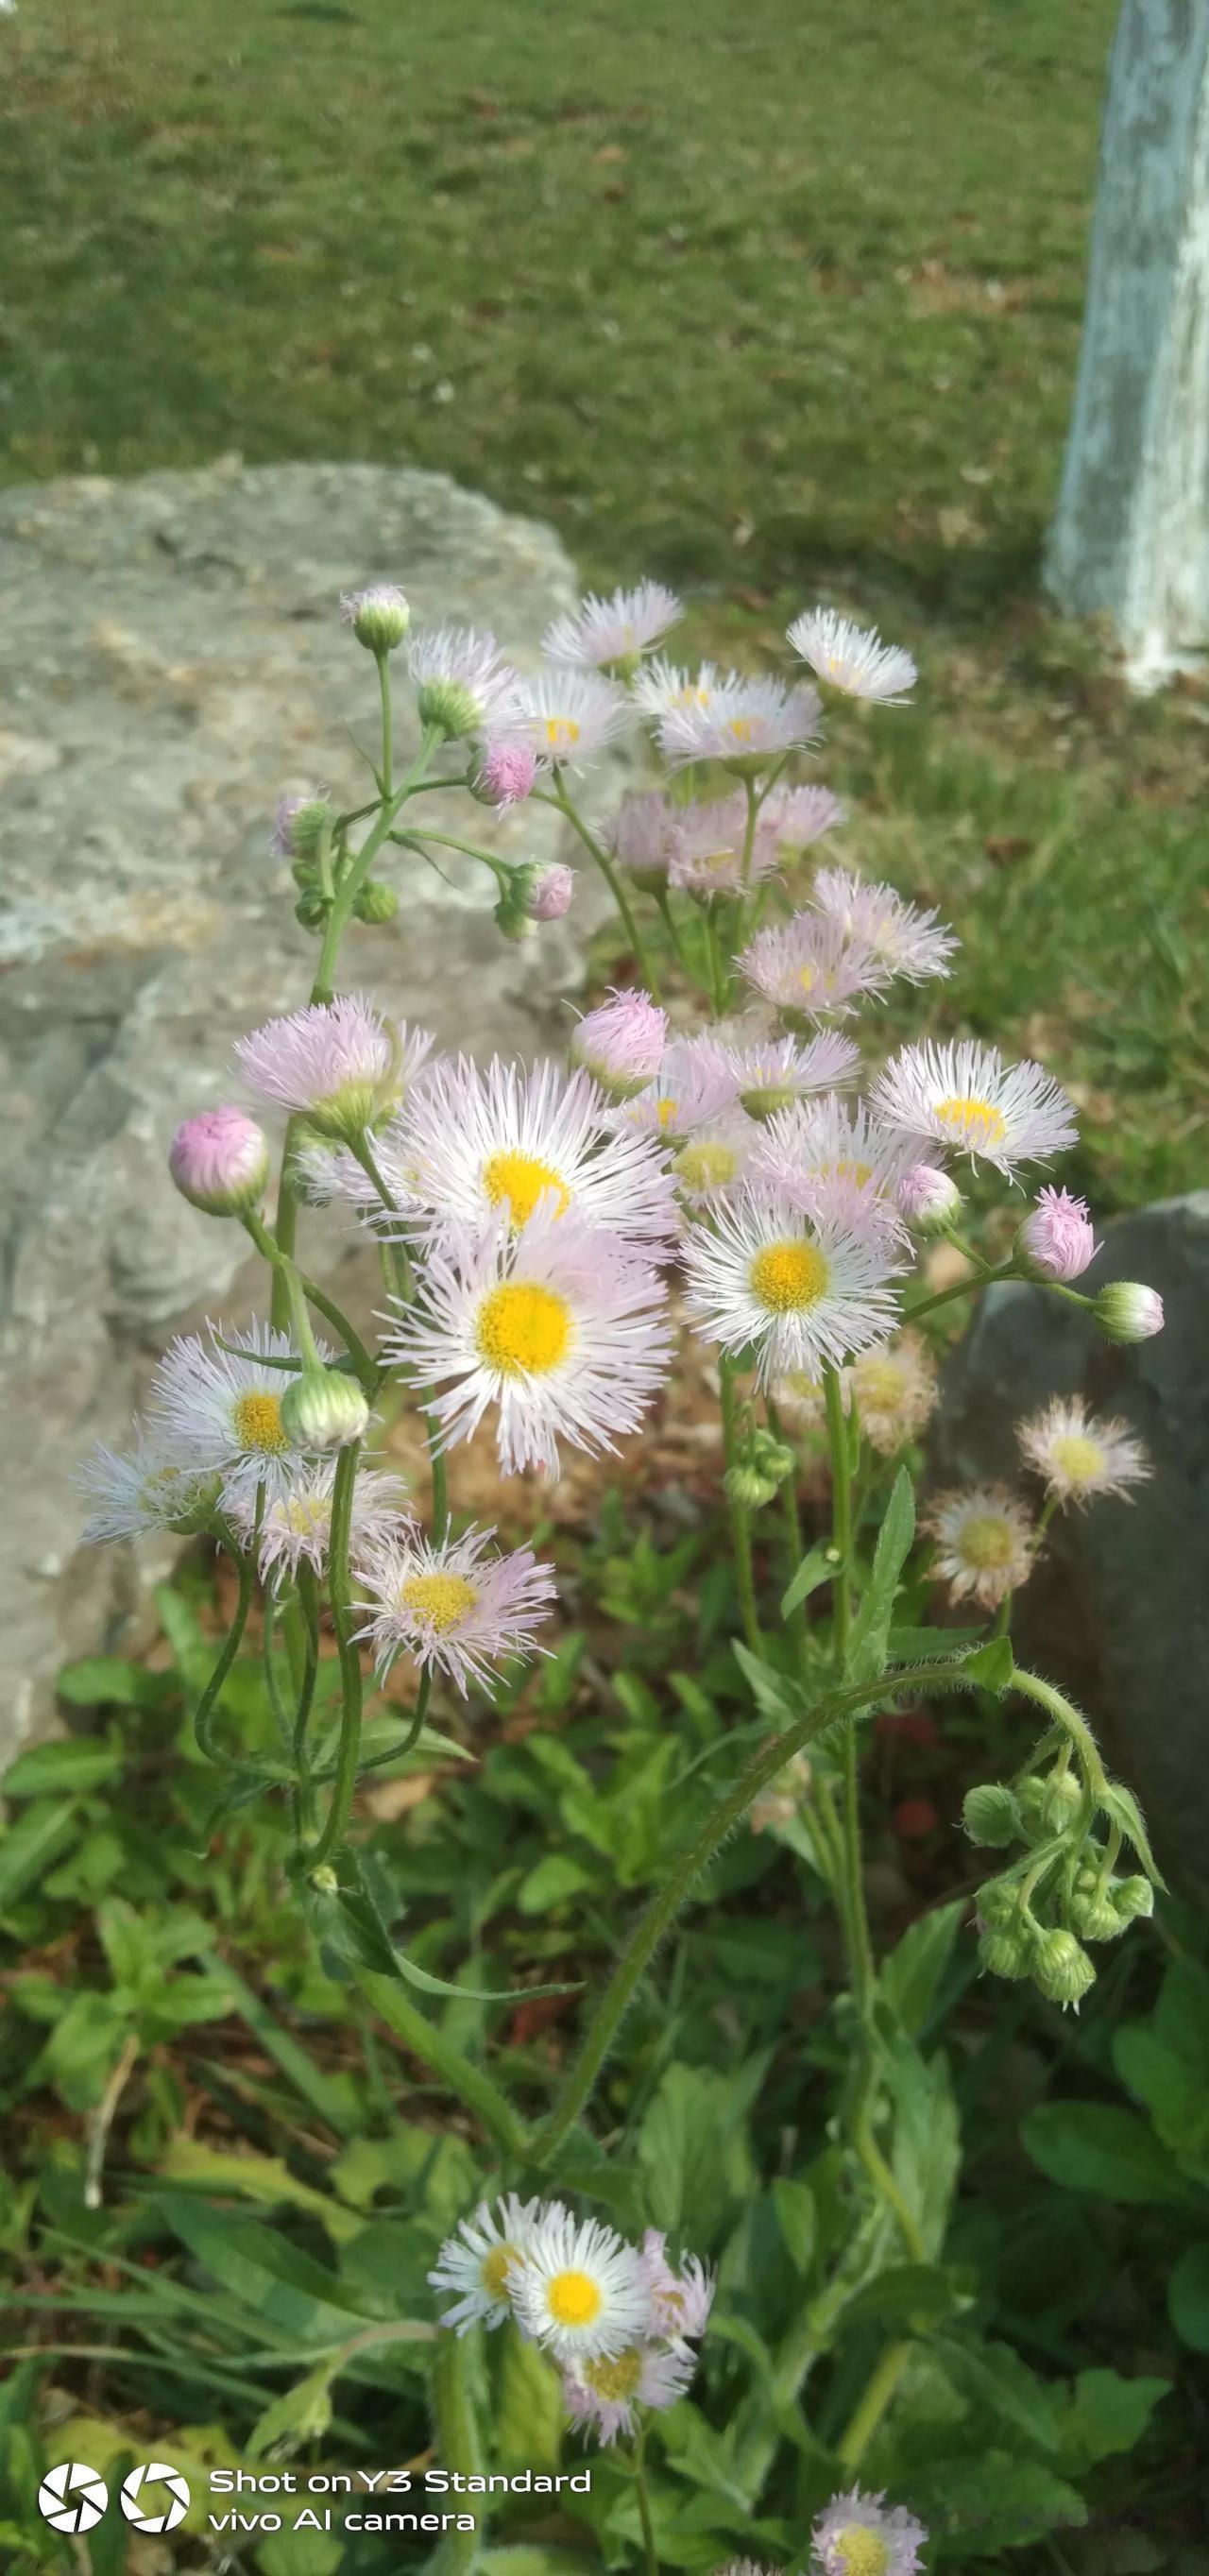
[2,0,1205,1207]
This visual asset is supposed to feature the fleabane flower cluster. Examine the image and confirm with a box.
[428,2197,712,2447]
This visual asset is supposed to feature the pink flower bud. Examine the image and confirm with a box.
[896,1163,961,1234]
[528,863,575,921]
[169,1107,269,1218]
[472,740,538,809]
[570,988,668,1098]
[1015,1185,1098,1283]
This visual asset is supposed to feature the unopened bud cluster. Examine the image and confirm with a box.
[724,1425,796,1510]
[964,1753,1157,2008]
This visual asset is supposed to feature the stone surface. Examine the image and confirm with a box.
[0,460,624,1761]
[934,1193,1209,1901]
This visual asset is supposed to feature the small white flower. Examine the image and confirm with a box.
[683,1187,904,1390]
[513,666,634,773]
[739,913,893,1017]
[630,657,724,723]
[924,1484,1035,1609]
[639,2232,715,2345]
[810,2486,928,2576]
[391,1055,677,1251]
[872,1038,1078,1177]
[354,1521,556,1695]
[724,1030,860,1118]
[543,581,682,669]
[810,867,957,983]
[77,1426,218,1544]
[407,624,527,740]
[788,607,918,706]
[1016,1396,1149,1508]
[749,1096,919,1239]
[562,2340,696,2446]
[657,674,822,769]
[760,782,846,849]
[227,1460,405,1582]
[146,1321,332,1512]
[511,2206,654,2364]
[428,2195,547,2335]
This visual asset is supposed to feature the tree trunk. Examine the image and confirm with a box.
[1045,0,1209,684]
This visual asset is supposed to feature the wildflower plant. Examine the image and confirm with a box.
[77,578,1168,2564]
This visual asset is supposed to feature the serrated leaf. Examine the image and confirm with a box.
[907,2450,1086,2553]
[1097,1781,1165,1885]
[1055,2368,1171,2472]
[964,1634,1016,1691]
[780,1544,836,1620]
[247,2363,335,2461]
[0,1800,81,1909]
[847,1469,914,1682]
[879,1900,966,2036]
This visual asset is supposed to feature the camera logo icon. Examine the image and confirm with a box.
[37,2463,109,2535]
[120,2461,192,2532]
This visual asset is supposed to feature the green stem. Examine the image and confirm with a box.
[631,2430,659,2576]
[311,725,442,1006]
[358,1971,529,2156]
[348,1139,448,1532]
[719,1353,763,1653]
[739,773,759,893]
[400,826,507,882]
[1012,1666,1108,1800]
[531,1654,976,2166]
[428,2334,482,2576]
[547,775,661,999]
[837,2336,914,2468]
[703,900,729,1017]
[193,1548,255,1764]
[824,1369,853,1667]
[291,1563,321,1841]
[242,1209,378,1390]
[261,1582,293,1755]
[377,650,393,801]
[902,1259,1016,1324]
[308,1442,364,1868]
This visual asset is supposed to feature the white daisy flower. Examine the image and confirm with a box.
[924,1483,1035,1609]
[606,790,682,882]
[428,2194,547,2336]
[543,581,682,669]
[872,1039,1078,1177]
[226,1459,405,1582]
[683,1187,903,1390]
[562,2339,696,2447]
[390,1056,678,1250]
[615,1034,741,1142]
[811,2485,928,2576]
[511,2206,654,2364]
[667,791,784,896]
[788,607,918,707]
[670,1111,758,1204]
[769,1368,828,1430]
[848,1334,939,1455]
[761,782,847,849]
[724,1029,860,1119]
[146,1321,332,1512]
[749,1097,919,1237]
[77,1425,219,1545]
[235,998,433,1139]
[739,913,893,1018]
[630,656,724,723]
[657,674,822,770]
[383,1207,673,1478]
[407,624,527,741]
[354,1521,556,1695]
[810,867,957,983]
[1016,1396,1149,1508]
[513,666,634,773]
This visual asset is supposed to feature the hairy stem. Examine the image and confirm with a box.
[307,1442,364,1868]
[547,774,661,998]
[358,1970,529,2157]
[719,1353,763,1653]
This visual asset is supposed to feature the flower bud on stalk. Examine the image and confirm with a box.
[1094,1282,1165,1344]
[169,1108,269,1219]
[1014,1186,1098,1283]
[1114,1874,1155,1923]
[341,584,410,652]
[352,878,400,924]
[1069,1867,1127,1942]
[962,1782,1022,1848]
[978,1919,1034,1981]
[281,1368,370,1451]
[273,789,334,858]
[1031,1926,1096,2009]
[570,989,668,1099]
[471,741,538,810]
[896,1164,962,1235]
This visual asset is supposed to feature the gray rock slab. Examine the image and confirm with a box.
[0,460,624,1759]
[934,1192,1209,1901]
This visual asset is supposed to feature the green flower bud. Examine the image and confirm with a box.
[1037,1769,1083,1834]
[352,877,400,924]
[1031,1927,1096,2009]
[1069,1868,1126,1942]
[281,1368,370,1452]
[310,1863,339,1895]
[978,1922,1034,1981]
[962,1783,1023,1848]
[342,584,410,653]
[295,892,332,930]
[974,1876,1019,1928]
[1093,1282,1165,1344]
[493,863,540,944]
[417,678,483,742]
[1113,1874,1155,1923]
[724,1462,778,1510]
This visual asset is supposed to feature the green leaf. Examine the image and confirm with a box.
[771,2177,815,2273]
[334,1884,580,2005]
[848,1468,914,1683]
[885,2037,961,2258]
[247,2363,335,2461]
[963,1634,1015,1691]
[730,1643,803,1724]
[1168,2243,1209,2352]
[517,1854,597,1915]
[56,1656,167,1711]
[840,2263,962,2332]
[155,2195,379,2343]
[2,1738,123,1796]
[495,2332,563,2473]
[907,2451,1086,2554]
[157,2141,362,2244]
[879,1900,966,2036]
[780,1543,836,1620]
[1054,2368,1171,2472]
[480,2555,599,2576]
[935,2333,1062,2452]
[1021,2102,1192,2206]
[1097,1780,1165,1885]
[0,1800,82,1909]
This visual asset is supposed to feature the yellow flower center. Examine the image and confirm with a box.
[960,1512,1015,1571]
[232,1391,289,1456]
[546,2267,603,2328]
[727,715,754,742]
[1050,1433,1105,1485]
[811,1155,874,1188]
[482,1147,570,1226]
[935,1093,1007,1151]
[543,715,581,755]
[475,1280,572,1376]
[400,1573,479,1634]
[656,1097,679,1128]
[481,2243,521,2297]
[675,1139,739,1192]
[750,1240,829,1313]
[584,2347,643,2400]
[857,1358,906,1410]
[834,2529,890,2576]
[282,1493,331,1536]
[782,1370,823,1402]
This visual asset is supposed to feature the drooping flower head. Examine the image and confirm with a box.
[513,667,634,773]
[341,582,410,652]
[543,581,682,670]
[236,998,433,1141]
[169,1106,269,1218]
[527,863,575,921]
[872,1039,1078,1178]
[562,2341,695,2447]
[739,913,892,1019]
[471,739,539,809]
[1015,1185,1098,1283]
[77,1427,219,1546]
[570,988,668,1098]
[657,674,822,772]
[272,783,332,858]
[809,867,957,983]
[407,623,526,742]
[146,1321,331,1512]
[227,1460,404,1583]
[1017,1396,1149,1508]
[683,1187,903,1390]
[924,1483,1035,1609]
[391,1056,677,1250]
[428,2195,546,2336]
[384,1208,673,1478]
[789,607,918,706]
[510,2207,654,2364]
[810,2484,928,2576]
[639,2232,715,2345]
[354,1521,556,1695]
[724,1030,860,1121]
[848,1334,939,1454]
